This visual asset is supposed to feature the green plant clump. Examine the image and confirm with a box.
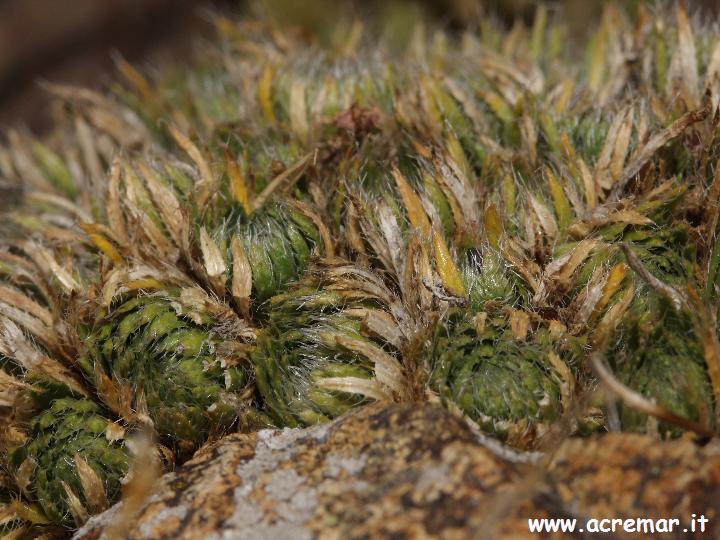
[2,1,720,535]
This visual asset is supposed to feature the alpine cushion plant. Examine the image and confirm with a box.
[2,1,720,535]
[0,247,130,532]
[9,397,129,527]
[77,278,255,454]
[428,307,579,449]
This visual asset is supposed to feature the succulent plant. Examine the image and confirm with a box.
[78,279,255,451]
[428,310,577,448]
[609,293,715,437]
[209,201,321,306]
[9,397,129,527]
[0,247,123,531]
[252,262,409,427]
[3,1,720,535]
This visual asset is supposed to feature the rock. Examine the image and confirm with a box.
[73,403,720,539]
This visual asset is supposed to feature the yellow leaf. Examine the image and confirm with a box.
[483,203,503,249]
[10,498,50,525]
[225,149,252,214]
[547,169,572,231]
[125,278,165,291]
[593,283,635,349]
[586,23,607,93]
[476,89,514,125]
[501,175,516,216]
[116,57,153,102]
[432,228,465,297]
[81,226,124,266]
[445,131,471,180]
[420,74,442,128]
[594,262,628,318]
[530,4,547,62]
[391,167,431,237]
[258,64,276,123]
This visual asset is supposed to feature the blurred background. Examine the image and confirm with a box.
[1,0,719,133]
[0,0,228,131]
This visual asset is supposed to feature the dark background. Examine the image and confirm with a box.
[1,0,719,133]
[0,0,226,131]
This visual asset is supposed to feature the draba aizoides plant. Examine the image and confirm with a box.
[3,1,720,536]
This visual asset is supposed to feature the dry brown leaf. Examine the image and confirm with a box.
[23,242,80,293]
[316,376,392,402]
[521,113,538,166]
[595,106,627,185]
[252,151,314,211]
[474,312,488,335]
[137,162,188,253]
[61,481,89,526]
[230,236,252,320]
[344,307,403,349]
[548,351,574,410]
[705,41,720,109]
[0,369,31,408]
[105,421,126,443]
[528,195,558,240]
[168,125,215,209]
[376,202,405,276]
[335,335,407,399]
[289,79,309,141]
[392,167,431,237]
[667,1,700,109]
[74,454,109,514]
[345,199,368,262]
[432,153,480,229]
[509,309,530,341]
[686,288,720,427]
[74,115,103,199]
[0,286,53,327]
[609,106,635,182]
[106,158,129,246]
[571,266,609,331]
[609,103,710,201]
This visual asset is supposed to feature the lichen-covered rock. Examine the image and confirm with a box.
[547,435,720,533]
[72,403,720,540]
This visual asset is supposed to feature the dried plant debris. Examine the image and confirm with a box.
[3,1,720,535]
